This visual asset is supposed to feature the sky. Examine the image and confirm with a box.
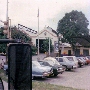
[0,0,90,31]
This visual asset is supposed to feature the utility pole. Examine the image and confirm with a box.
[6,0,10,39]
[37,8,39,56]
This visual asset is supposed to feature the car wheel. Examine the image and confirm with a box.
[63,66,67,71]
[54,74,58,76]
[68,68,71,71]
[79,64,82,67]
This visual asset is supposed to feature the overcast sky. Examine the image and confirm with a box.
[0,0,90,31]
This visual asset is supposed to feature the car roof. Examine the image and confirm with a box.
[63,56,76,57]
[56,57,63,58]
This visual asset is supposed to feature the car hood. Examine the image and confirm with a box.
[32,66,51,72]
[66,61,76,65]
[52,64,61,69]
[41,65,52,69]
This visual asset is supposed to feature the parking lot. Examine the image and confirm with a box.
[2,54,90,90]
[35,65,90,90]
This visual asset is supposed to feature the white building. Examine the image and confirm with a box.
[18,24,90,56]
[18,24,58,53]
[32,26,58,46]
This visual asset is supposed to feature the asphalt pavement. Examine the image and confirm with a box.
[37,64,90,90]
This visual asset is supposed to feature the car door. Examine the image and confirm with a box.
[43,62,51,66]
[58,58,64,65]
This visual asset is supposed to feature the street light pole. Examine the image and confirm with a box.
[6,0,9,39]
[58,33,63,57]
[6,0,8,20]
[9,19,11,39]
[37,8,39,59]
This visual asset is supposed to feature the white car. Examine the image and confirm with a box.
[63,56,78,67]
[55,57,77,70]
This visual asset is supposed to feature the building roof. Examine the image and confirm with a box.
[60,43,71,47]
[72,35,90,47]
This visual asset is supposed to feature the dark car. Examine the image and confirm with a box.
[76,57,84,67]
[38,59,65,77]
[3,64,8,75]
[79,57,88,65]
[84,57,90,65]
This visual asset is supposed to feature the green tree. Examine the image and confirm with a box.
[57,10,89,54]
[11,26,31,43]
[31,45,38,55]
[0,26,37,54]
[11,26,37,55]
[43,38,53,53]
[0,27,7,53]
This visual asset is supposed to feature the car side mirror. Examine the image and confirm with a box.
[0,78,4,90]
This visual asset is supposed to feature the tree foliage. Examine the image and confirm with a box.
[43,38,53,52]
[0,26,37,54]
[57,10,89,45]
[11,26,37,55]
[11,26,31,43]
[0,27,7,53]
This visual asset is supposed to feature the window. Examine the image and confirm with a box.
[66,57,74,61]
[59,58,63,62]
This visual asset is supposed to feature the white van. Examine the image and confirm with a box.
[63,56,78,67]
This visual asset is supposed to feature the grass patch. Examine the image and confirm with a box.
[32,81,84,90]
[0,69,8,82]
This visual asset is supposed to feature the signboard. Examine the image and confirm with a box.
[8,43,32,90]
[54,41,59,53]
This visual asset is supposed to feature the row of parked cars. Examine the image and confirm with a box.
[32,56,90,79]
[3,55,90,79]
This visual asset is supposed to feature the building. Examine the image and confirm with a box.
[18,24,58,53]
[18,24,90,56]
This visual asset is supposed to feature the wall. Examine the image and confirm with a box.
[31,26,58,46]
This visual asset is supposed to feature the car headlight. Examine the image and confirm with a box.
[57,68,62,70]
[43,72,48,76]
[59,68,63,70]
[50,68,53,73]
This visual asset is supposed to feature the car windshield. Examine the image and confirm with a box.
[32,61,41,67]
[63,58,69,62]
[45,60,55,66]
[66,57,74,61]
[46,59,60,66]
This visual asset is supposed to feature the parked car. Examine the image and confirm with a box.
[86,56,90,59]
[80,57,89,65]
[44,57,66,71]
[42,57,65,76]
[77,57,86,65]
[84,57,90,65]
[38,60,64,77]
[32,60,53,79]
[63,56,78,67]
[76,57,84,67]
[55,57,77,70]
[5,60,53,79]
